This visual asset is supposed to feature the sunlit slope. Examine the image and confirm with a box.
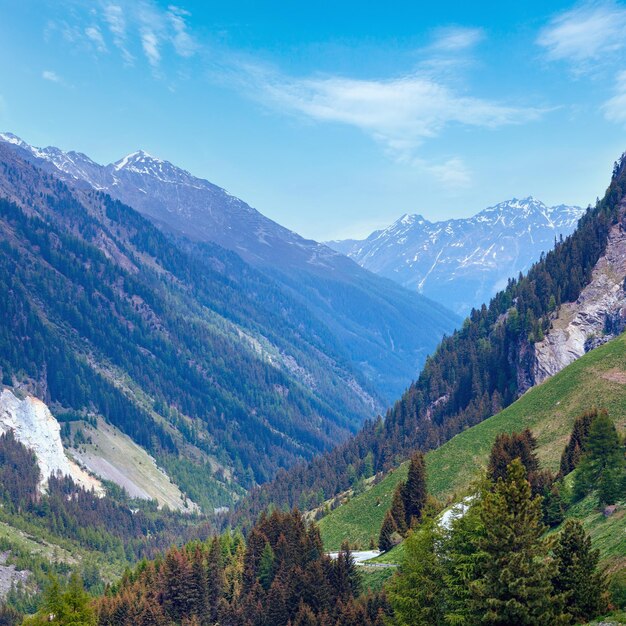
[319,332,626,550]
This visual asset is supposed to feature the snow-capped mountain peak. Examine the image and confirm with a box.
[327,198,586,315]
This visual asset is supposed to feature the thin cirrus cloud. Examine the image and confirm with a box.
[537,1,626,69]
[52,1,197,70]
[537,2,626,125]
[85,25,107,53]
[247,65,545,167]
[42,70,62,83]
[603,70,626,124]
[429,26,485,52]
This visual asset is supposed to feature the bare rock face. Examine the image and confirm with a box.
[0,389,103,494]
[534,216,626,383]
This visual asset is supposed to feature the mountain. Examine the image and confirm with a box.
[0,132,459,402]
[235,152,626,525]
[0,141,380,509]
[327,197,585,315]
[317,331,626,550]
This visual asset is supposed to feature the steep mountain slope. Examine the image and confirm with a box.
[0,133,459,401]
[328,198,584,315]
[234,152,626,525]
[318,331,626,550]
[0,142,398,509]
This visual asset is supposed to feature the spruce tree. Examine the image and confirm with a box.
[472,459,568,625]
[390,484,408,535]
[387,518,445,626]
[378,510,398,552]
[559,410,597,476]
[402,452,427,527]
[258,542,276,590]
[574,411,624,504]
[552,520,607,622]
[442,501,485,626]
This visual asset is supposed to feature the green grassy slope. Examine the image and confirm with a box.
[319,333,626,550]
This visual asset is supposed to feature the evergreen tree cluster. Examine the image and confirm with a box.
[379,452,427,551]
[387,458,608,626]
[236,153,626,526]
[95,510,390,626]
[571,410,625,505]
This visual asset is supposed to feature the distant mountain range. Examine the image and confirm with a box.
[0,133,458,402]
[328,198,585,315]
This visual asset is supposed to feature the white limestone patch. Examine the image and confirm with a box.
[0,389,103,495]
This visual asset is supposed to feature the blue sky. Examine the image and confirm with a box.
[1,1,626,240]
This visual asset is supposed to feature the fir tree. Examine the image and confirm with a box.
[559,410,597,476]
[542,483,565,528]
[442,501,485,626]
[573,411,625,504]
[378,510,399,552]
[390,484,408,535]
[552,520,607,622]
[258,542,276,590]
[387,518,446,626]
[402,452,427,527]
[472,459,568,625]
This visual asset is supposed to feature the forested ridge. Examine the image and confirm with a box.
[234,152,626,525]
[0,144,386,507]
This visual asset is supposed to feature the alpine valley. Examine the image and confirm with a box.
[0,132,624,626]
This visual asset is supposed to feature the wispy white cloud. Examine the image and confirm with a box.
[246,65,544,158]
[42,70,62,83]
[230,61,544,188]
[85,25,107,52]
[140,27,160,67]
[603,70,626,123]
[422,157,472,187]
[167,5,197,57]
[51,1,198,71]
[430,26,484,52]
[537,1,626,71]
[104,4,134,63]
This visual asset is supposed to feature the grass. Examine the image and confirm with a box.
[319,333,626,550]
[359,567,395,593]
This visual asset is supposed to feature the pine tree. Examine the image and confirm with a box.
[559,410,597,476]
[402,452,427,527]
[63,573,97,626]
[293,601,317,626]
[389,484,408,535]
[387,518,446,626]
[487,429,538,485]
[552,520,607,622]
[573,411,625,504]
[442,501,485,626]
[258,542,276,590]
[542,483,565,527]
[472,459,568,625]
[378,510,398,552]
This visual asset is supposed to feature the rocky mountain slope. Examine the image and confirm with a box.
[0,132,459,402]
[0,142,381,509]
[534,210,626,382]
[328,197,584,315]
[0,389,102,495]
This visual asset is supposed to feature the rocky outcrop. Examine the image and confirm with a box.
[533,215,626,383]
[0,389,103,494]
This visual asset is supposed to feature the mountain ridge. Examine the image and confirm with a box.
[328,196,585,314]
[0,132,459,402]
